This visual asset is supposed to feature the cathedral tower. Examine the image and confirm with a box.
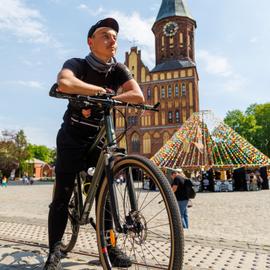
[152,0,196,66]
[116,0,199,158]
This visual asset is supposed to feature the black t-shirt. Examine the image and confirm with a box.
[172,175,189,201]
[61,58,133,134]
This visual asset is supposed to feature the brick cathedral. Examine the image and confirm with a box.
[116,0,199,158]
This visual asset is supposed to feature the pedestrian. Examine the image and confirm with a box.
[171,170,190,229]
[44,17,144,270]
[2,176,7,188]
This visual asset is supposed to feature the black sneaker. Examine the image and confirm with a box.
[108,246,132,267]
[43,242,63,270]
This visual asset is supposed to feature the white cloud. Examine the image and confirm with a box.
[20,58,43,67]
[77,4,104,16]
[1,80,44,89]
[0,0,60,46]
[17,80,43,89]
[197,50,232,77]
[222,75,247,94]
[250,37,258,43]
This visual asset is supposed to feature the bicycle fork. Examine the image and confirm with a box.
[105,154,138,234]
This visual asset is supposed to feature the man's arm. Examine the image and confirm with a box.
[57,69,106,96]
[112,78,145,104]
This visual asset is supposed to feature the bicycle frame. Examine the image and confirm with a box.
[49,86,159,233]
[73,105,137,233]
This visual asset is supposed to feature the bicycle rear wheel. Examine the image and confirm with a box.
[96,155,184,269]
[60,186,80,253]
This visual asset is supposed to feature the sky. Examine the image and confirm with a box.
[0,0,269,148]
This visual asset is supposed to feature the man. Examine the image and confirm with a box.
[44,18,144,270]
[171,170,189,229]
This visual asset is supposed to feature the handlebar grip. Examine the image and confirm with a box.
[49,83,77,100]
[49,83,59,97]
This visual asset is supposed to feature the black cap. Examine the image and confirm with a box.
[87,18,119,38]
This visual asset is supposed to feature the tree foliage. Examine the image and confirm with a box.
[0,130,30,176]
[0,130,56,177]
[27,144,56,164]
[224,103,270,156]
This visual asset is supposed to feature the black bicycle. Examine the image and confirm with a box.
[50,86,184,269]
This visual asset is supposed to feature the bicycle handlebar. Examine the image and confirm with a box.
[49,83,160,112]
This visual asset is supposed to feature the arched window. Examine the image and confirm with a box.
[168,111,173,123]
[168,85,172,98]
[175,84,179,97]
[161,86,165,98]
[131,133,140,153]
[175,110,180,123]
[143,133,151,154]
[147,87,151,100]
[181,83,186,96]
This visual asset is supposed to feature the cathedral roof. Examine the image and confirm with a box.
[151,59,195,73]
[155,0,194,23]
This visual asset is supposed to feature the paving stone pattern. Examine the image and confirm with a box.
[1,185,270,269]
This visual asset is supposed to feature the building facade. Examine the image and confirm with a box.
[116,0,199,158]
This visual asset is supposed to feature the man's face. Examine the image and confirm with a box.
[88,27,118,61]
[171,172,177,179]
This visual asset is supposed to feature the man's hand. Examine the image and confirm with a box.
[82,108,91,118]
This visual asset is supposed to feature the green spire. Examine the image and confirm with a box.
[155,0,194,22]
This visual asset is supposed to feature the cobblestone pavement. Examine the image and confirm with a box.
[0,184,270,269]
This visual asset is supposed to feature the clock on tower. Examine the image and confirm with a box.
[163,21,178,37]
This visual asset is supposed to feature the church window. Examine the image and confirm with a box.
[128,116,138,126]
[181,83,186,96]
[143,133,151,154]
[168,111,173,123]
[175,110,180,123]
[161,86,165,98]
[161,36,165,47]
[175,84,179,97]
[119,137,126,149]
[131,133,140,153]
[168,85,172,98]
[147,87,151,100]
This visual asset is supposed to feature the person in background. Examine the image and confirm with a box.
[2,175,7,187]
[171,170,189,229]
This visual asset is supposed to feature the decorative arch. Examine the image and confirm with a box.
[131,132,140,153]
[163,132,170,145]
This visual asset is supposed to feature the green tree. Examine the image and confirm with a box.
[14,130,31,176]
[253,103,270,156]
[224,103,270,157]
[0,130,30,177]
[224,110,245,134]
[27,144,56,164]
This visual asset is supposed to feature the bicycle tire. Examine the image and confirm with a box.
[60,187,80,253]
[96,155,184,269]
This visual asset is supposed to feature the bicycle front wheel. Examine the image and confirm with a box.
[96,155,184,269]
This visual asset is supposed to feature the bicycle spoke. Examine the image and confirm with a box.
[139,193,164,213]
